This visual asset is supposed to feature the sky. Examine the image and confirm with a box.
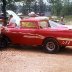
[43,0,50,5]
[37,0,48,3]
[43,0,47,3]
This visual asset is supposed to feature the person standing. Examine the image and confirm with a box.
[60,16,65,25]
[8,15,16,27]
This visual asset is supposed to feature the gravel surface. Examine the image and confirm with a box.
[0,46,72,72]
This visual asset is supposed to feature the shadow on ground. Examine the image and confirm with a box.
[1,45,72,55]
[60,47,72,55]
[8,45,45,53]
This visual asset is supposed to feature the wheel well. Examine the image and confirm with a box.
[1,34,11,43]
[42,37,59,45]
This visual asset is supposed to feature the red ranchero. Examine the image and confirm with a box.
[0,18,72,54]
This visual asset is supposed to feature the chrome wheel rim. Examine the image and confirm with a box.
[46,42,55,51]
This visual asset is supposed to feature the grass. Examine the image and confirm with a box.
[64,15,72,25]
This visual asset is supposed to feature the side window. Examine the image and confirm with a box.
[39,21,48,28]
[21,22,37,28]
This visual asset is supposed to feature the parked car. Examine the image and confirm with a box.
[1,17,72,54]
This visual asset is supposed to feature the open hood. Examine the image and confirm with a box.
[6,10,21,26]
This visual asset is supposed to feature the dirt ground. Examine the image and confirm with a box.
[0,45,72,72]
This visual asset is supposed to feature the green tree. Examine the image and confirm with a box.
[14,0,35,3]
[60,0,71,16]
[49,0,62,16]
[38,0,46,14]
[21,0,36,14]
[33,1,38,13]
[6,0,35,12]
[6,0,17,12]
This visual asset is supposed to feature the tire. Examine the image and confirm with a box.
[0,38,8,49]
[44,38,60,54]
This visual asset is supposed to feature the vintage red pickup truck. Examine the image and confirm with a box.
[0,17,72,53]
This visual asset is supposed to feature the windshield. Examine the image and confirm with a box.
[49,20,64,28]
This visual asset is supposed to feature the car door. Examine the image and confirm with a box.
[20,21,39,45]
[9,28,37,45]
[6,25,38,45]
[5,28,24,44]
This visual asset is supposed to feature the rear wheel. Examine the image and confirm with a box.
[44,38,60,54]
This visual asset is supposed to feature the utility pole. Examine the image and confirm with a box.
[1,0,7,26]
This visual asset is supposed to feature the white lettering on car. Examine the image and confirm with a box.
[62,41,70,45]
[57,37,71,45]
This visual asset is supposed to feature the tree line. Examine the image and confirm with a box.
[4,0,48,15]
[48,0,72,16]
[1,0,72,16]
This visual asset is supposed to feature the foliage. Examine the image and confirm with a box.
[48,0,72,16]
[21,0,47,15]
[6,0,35,12]
[38,0,46,13]
[6,0,16,12]
[60,0,72,16]
[49,0,62,16]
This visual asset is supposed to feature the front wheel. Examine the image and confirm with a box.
[0,38,8,49]
[44,38,60,54]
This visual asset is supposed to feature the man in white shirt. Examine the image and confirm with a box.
[8,15,16,27]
